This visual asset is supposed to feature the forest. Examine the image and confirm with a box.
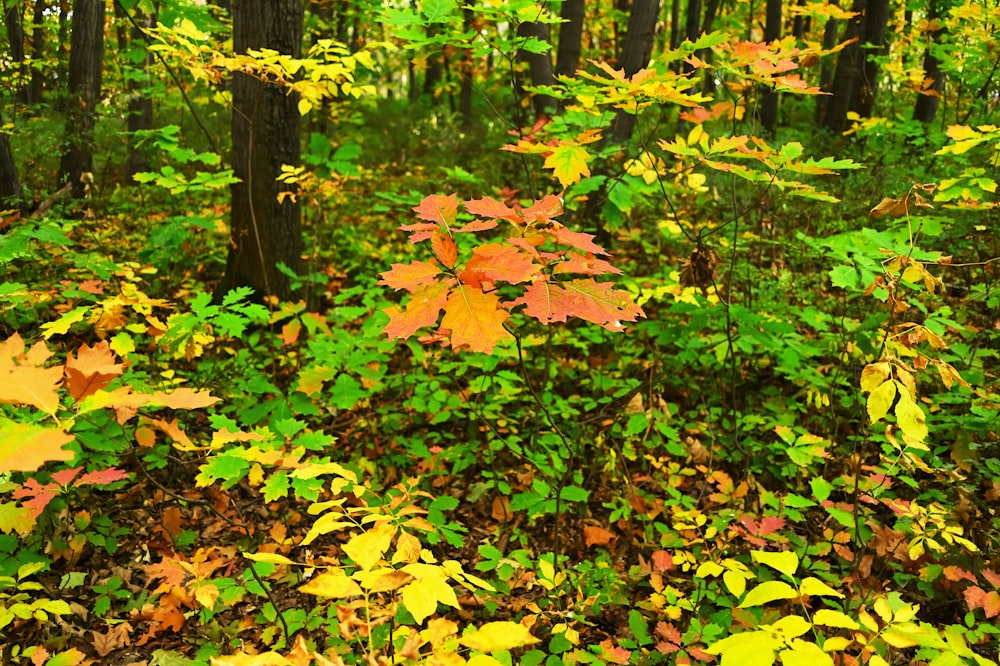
[0,0,998,664]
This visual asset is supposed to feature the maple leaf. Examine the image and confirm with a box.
[521,194,564,225]
[380,261,443,292]
[465,244,538,284]
[544,144,591,188]
[0,418,75,472]
[440,287,512,353]
[382,281,452,341]
[0,333,63,416]
[464,196,521,222]
[412,193,459,228]
[64,341,124,402]
[553,227,609,255]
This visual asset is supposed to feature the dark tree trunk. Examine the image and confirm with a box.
[681,0,702,77]
[59,0,105,198]
[0,110,23,209]
[518,20,557,118]
[611,0,662,143]
[820,0,865,133]
[814,0,841,125]
[792,0,809,39]
[4,2,31,104]
[555,0,585,78]
[912,0,943,124]
[114,0,156,181]
[698,0,721,92]
[216,0,304,302]
[30,0,44,104]
[759,0,782,135]
[852,0,890,119]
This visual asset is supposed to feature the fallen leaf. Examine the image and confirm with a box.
[583,524,616,547]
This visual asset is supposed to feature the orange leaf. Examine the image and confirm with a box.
[412,193,458,227]
[583,525,616,547]
[380,260,442,292]
[440,287,512,353]
[64,341,124,401]
[0,419,75,472]
[431,231,458,268]
[383,281,452,341]
[0,333,63,415]
[465,243,538,284]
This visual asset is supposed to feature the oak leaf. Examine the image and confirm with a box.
[0,333,63,416]
[65,341,124,401]
[464,196,520,222]
[431,232,458,268]
[0,419,75,472]
[412,193,458,227]
[380,260,442,292]
[561,279,645,330]
[465,244,538,284]
[440,287,512,353]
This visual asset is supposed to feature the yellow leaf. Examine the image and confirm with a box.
[243,552,296,566]
[353,568,412,593]
[41,306,90,339]
[299,570,363,598]
[820,636,853,651]
[543,143,591,188]
[873,597,892,623]
[392,530,422,565]
[441,286,511,354]
[739,580,798,607]
[860,362,891,393]
[799,577,843,598]
[343,522,395,571]
[857,608,879,632]
[458,621,541,652]
[894,389,928,446]
[705,630,779,665]
[400,564,459,623]
[778,639,834,666]
[696,561,724,578]
[0,501,36,535]
[0,419,75,472]
[724,570,747,598]
[210,653,293,666]
[812,609,859,629]
[751,550,799,577]
[768,615,811,639]
[866,380,897,423]
[193,583,219,609]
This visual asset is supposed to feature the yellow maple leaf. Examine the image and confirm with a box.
[544,143,591,188]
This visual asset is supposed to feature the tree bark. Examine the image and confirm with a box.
[759,0,782,135]
[4,1,31,104]
[0,110,23,209]
[518,20,558,118]
[29,0,44,104]
[216,0,304,302]
[912,0,943,124]
[59,0,105,198]
[555,0,585,78]
[611,0,662,143]
[852,0,890,119]
[814,0,841,126]
[114,0,156,181]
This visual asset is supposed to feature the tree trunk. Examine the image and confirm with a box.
[681,0,702,78]
[555,0,585,78]
[0,110,23,209]
[611,0,662,143]
[59,0,105,198]
[216,0,304,302]
[4,2,30,104]
[912,0,943,124]
[759,0,781,135]
[459,1,475,129]
[114,0,156,181]
[814,0,841,126]
[821,0,890,133]
[518,20,558,118]
[29,0,44,104]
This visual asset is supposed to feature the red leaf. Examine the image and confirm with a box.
[553,252,621,276]
[561,279,645,330]
[454,218,500,233]
[599,640,631,665]
[11,477,61,517]
[383,281,452,341]
[942,566,978,584]
[380,261,443,292]
[514,282,576,324]
[464,196,520,222]
[440,287,512,353]
[652,550,675,572]
[76,467,130,487]
[965,586,1000,618]
[981,569,1000,589]
[412,193,459,227]
[522,194,563,225]
[554,227,608,255]
[465,244,538,284]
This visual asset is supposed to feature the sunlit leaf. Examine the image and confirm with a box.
[739,580,798,607]
[458,621,540,652]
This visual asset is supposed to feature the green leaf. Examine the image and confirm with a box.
[544,144,591,188]
[739,580,798,607]
[810,477,833,502]
[629,609,652,645]
[751,550,799,578]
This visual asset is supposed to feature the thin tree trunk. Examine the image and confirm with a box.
[114,0,156,181]
[4,2,30,104]
[59,0,105,198]
[216,0,303,302]
[459,1,475,129]
[820,0,865,134]
[852,0,890,119]
[30,0,44,105]
[814,0,841,126]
